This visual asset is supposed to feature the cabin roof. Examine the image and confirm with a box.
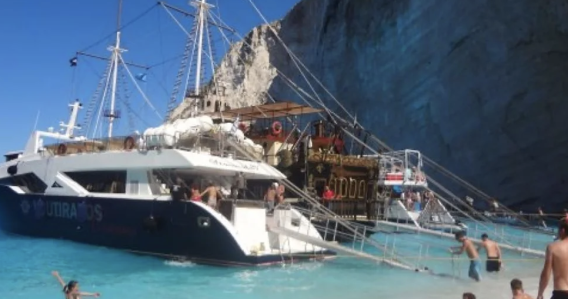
[4,151,22,157]
[221,101,322,119]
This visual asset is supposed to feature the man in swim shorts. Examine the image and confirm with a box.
[538,217,568,299]
[451,231,481,282]
[479,233,502,272]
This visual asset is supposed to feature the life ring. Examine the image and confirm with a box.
[123,136,135,151]
[271,121,282,135]
[57,144,67,155]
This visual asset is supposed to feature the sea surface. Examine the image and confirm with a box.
[0,222,554,299]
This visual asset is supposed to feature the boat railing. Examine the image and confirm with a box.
[40,132,264,161]
[377,150,427,186]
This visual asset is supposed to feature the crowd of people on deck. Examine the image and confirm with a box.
[169,173,287,214]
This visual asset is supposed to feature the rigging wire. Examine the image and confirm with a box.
[78,4,158,53]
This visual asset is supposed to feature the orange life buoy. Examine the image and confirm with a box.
[57,144,67,155]
[124,136,135,151]
[271,121,282,135]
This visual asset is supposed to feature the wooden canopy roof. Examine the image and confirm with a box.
[221,101,322,119]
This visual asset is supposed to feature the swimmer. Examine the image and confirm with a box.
[538,217,568,299]
[51,271,100,298]
[479,233,503,272]
[463,292,476,299]
[511,278,534,299]
[450,231,481,282]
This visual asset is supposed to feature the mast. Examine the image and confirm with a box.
[190,0,212,116]
[107,0,124,138]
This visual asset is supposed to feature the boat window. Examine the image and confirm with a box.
[64,170,126,193]
[0,173,47,193]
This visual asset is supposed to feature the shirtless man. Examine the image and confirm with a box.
[538,218,568,299]
[201,181,222,209]
[511,278,534,299]
[451,231,481,282]
[479,233,503,272]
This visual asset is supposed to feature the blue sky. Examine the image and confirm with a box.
[0,0,299,155]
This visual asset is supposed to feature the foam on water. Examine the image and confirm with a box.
[0,225,554,299]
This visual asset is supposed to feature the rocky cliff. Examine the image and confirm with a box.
[171,0,568,211]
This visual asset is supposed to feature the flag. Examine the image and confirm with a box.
[135,73,147,82]
[69,57,78,67]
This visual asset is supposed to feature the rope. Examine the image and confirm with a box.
[78,4,158,53]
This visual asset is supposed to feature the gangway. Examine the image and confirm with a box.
[376,221,545,257]
[268,226,418,271]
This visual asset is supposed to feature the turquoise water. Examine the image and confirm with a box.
[0,224,553,299]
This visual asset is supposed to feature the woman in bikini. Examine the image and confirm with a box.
[52,271,100,298]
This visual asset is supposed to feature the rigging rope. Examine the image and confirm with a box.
[78,4,158,53]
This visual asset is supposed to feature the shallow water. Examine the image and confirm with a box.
[0,225,553,299]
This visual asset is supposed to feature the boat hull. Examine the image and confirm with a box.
[0,185,332,266]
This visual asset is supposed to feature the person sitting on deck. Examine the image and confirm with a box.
[51,271,100,298]
[511,278,534,299]
[450,231,482,282]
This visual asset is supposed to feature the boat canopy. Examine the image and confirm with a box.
[220,101,323,120]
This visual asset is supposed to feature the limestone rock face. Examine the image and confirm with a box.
[172,0,568,211]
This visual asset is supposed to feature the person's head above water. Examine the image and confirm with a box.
[481,233,489,241]
[558,217,568,240]
[455,231,466,242]
[462,292,476,299]
[63,280,79,294]
[510,278,524,294]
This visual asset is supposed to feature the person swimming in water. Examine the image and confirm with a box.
[479,233,503,272]
[450,231,481,282]
[52,271,100,298]
[538,217,568,299]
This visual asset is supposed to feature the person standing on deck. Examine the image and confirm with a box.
[322,185,335,210]
[201,181,223,209]
[264,183,277,212]
[450,231,482,282]
[538,207,548,228]
[537,217,568,299]
[478,233,503,272]
[511,278,534,299]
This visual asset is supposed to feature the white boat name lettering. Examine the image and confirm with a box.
[38,200,103,222]
[208,158,259,170]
